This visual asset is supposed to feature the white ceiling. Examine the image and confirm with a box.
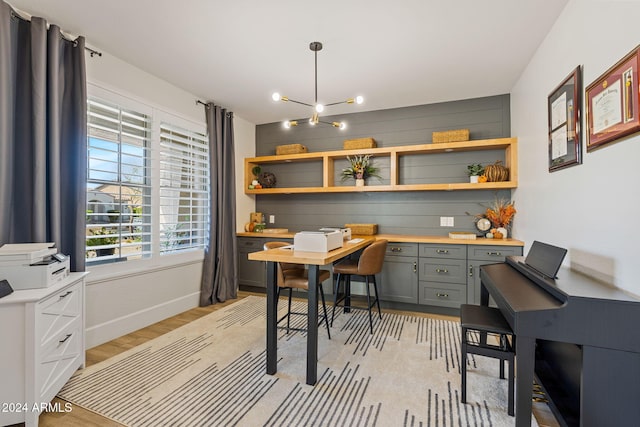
[8,0,568,125]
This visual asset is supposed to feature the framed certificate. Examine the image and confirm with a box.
[586,45,640,151]
[548,66,582,172]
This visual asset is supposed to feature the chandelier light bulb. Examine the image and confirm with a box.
[272,92,281,102]
[333,121,347,130]
[315,104,324,113]
[355,95,364,104]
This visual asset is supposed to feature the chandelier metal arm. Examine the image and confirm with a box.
[285,98,314,108]
[324,100,351,107]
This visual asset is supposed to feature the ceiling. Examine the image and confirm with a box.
[8,0,568,125]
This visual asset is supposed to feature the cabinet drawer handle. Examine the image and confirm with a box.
[469,265,474,277]
[436,249,449,254]
[436,268,448,274]
[413,262,417,273]
[59,333,72,344]
[487,251,502,256]
[59,291,73,298]
[390,247,403,253]
[436,293,449,298]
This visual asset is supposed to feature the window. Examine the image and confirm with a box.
[86,91,210,264]
[159,123,210,254]
[86,98,152,263]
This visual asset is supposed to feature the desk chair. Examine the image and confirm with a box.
[264,242,331,338]
[460,303,515,416]
[331,239,387,334]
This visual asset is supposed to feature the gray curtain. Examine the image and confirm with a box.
[0,1,87,271]
[200,104,237,305]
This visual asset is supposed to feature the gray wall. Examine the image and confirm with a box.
[255,95,511,235]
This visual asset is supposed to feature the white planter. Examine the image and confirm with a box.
[355,179,365,187]
[469,175,479,183]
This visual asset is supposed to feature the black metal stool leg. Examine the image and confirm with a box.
[365,275,373,334]
[344,276,351,313]
[331,273,342,326]
[286,288,293,334]
[372,275,382,319]
[319,285,331,339]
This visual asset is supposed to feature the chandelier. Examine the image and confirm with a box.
[272,41,364,130]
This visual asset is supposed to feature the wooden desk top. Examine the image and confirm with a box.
[238,232,524,247]
[248,237,375,265]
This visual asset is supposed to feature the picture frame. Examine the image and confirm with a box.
[586,45,640,151]
[548,66,582,172]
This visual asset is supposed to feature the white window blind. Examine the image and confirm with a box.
[159,123,210,254]
[86,98,152,263]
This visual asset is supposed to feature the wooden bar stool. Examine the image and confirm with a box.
[331,240,387,334]
[460,303,515,416]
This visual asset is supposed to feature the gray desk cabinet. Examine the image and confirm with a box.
[378,243,418,304]
[237,236,291,288]
[467,245,523,304]
[419,244,467,308]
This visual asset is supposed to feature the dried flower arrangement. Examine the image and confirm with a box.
[484,198,516,228]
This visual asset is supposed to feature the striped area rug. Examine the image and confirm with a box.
[58,296,535,426]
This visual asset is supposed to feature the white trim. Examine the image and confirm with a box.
[87,81,205,130]
[86,249,204,283]
[85,290,201,349]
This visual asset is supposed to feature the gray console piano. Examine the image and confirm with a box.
[480,256,640,427]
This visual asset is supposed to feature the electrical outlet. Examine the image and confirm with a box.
[440,216,454,227]
[269,215,275,224]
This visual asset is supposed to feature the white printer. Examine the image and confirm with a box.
[294,230,343,253]
[0,243,70,290]
[318,227,352,241]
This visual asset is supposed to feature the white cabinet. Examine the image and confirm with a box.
[0,273,87,427]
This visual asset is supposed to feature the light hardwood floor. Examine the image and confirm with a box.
[34,291,559,426]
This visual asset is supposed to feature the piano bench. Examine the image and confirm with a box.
[460,303,515,416]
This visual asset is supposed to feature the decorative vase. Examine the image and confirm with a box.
[470,175,479,183]
[496,227,508,239]
[355,178,365,187]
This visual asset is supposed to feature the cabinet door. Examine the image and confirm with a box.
[237,238,267,288]
[419,258,466,284]
[419,281,467,308]
[378,255,418,304]
[466,245,523,304]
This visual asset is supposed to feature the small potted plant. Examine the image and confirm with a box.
[466,163,485,183]
[340,154,381,187]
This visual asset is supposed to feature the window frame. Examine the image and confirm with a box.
[85,85,208,276]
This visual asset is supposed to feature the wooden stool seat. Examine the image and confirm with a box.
[460,303,515,416]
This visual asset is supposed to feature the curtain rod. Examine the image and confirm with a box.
[196,100,233,117]
[85,47,102,57]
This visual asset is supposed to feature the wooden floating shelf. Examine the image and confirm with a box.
[245,137,518,195]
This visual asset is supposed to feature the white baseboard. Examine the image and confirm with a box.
[85,291,200,349]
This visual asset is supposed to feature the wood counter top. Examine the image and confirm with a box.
[237,231,524,246]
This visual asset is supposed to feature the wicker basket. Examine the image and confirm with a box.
[343,137,377,150]
[432,129,470,143]
[345,223,378,235]
[276,144,308,155]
